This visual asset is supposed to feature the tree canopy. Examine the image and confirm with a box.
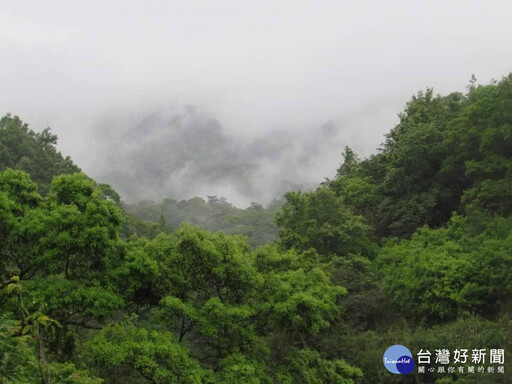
[1,74,511,383]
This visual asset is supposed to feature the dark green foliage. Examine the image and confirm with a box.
[0,114,80,194]
[446,76,512,215]
[0,297,103,383]
[329,315,511,384]
[1,73,512,383]
[273,75,512,383]
[329,76,512,237]
[0,314,40,383]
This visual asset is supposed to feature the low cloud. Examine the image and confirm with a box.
[86,105,388,207]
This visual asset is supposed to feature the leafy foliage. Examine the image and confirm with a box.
[276,187,375,257]
[124,197,280,247]
[84,323,206,384]
[0,114,80,194]
[1,74,512,383]
[378,213,512,321]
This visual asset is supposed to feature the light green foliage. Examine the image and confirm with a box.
[37,173,124,279]
[253,245,351,371]
[196,298,258,355]
[0,169,41,211]
[252,244,348,339]
[0,170,43,281]
[18,277,124,322]
[0,170,127,372]
[128,228,351,380]
[378,213,512,320]
[330,176,382,219]
[112,235,165,308]
[276,187,375,257]
[153,226,265,359]
[282,348,362,384]
[84,323,207,384]
[253,243,301,273]
[261,267,345,337]
[0,162,354,383]
[0,171,125,283]
[168,225,259,304]
[213,353,271,384]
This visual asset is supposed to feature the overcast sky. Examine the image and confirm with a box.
[2,1,512,205]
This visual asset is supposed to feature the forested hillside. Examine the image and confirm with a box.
[0,75,511,383]
[124,197,280,247]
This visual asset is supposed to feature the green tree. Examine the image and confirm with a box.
[0,114,80,194]
[336,146,361,177]
[444,74,512,215]
[152,226,264,362]
[378,213,512,321]
[36,173,124,279]
[276,187,375,258]
[84,322,207,384]
[0,170,42,284]
[281,348,362,384]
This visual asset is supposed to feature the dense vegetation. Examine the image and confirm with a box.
[0,115,80,194]
[0,74,511,383]
[123,197,280,248]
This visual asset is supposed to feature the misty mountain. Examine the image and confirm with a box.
[89,106,342,206]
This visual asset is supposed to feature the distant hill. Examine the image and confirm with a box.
[87,106,337,206]
[124,196,283,247]
[0,113,281,245]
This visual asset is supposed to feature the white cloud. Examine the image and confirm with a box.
[1,0,512,204]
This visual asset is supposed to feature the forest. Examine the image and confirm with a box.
[0,74,511,383]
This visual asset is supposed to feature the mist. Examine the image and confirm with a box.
[87,105,382,207]
[2,0,512,206]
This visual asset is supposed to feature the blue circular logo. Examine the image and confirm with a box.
[383,345,415,374]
